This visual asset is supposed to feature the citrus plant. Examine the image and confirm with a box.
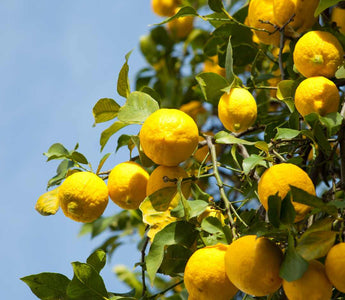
[22,0,345,299]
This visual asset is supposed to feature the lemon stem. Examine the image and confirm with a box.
[206,135,242,239]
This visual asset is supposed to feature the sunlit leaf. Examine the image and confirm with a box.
[86,249,106,274]
[117,50,132,98]
[35,187,60,216]
[44,143,69,161]
[215,131,256,145]
[153,6,199,25]
[92,98,120,124]
[242,155,267,175]
[100,121,128,151]
[314,0,341,16]
[96,153,111,175]
[275,128,301,140]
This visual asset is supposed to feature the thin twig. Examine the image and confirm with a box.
[148,279,184,299]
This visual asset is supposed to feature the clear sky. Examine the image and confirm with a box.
[0,1,160,298]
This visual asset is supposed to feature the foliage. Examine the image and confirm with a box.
[23,0,345,299]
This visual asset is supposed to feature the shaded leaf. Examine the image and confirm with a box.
[242,155,267,175]
[268,194,281,228]
[208,0,224,12]
[71,151,88,164]
[315,0,341,16]
[117,91,159,124]
[154,6,199,25]
[225,36,235,84]
[160,244,193,276]
[35,187,60,216]
[100,121,128,151]
[21,272,70,300]
[92,98,120,124]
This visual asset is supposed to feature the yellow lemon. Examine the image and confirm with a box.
[248,0,280,46]
[224,235,283,296]
[107,161,149,210]
[151,0,180,17]
[294,76,340,116]
[184,244,238,300]
[203,55,226,77]
[293,30,344,78]
[146,165,191,198]
[218,88,257,133]
[283,260,332,300]
[332,6,345,34]
[325,242,345,292]
[167,8,194,39]
[58,172,108,223]
[140,109,199,166]
[258,163,315,222]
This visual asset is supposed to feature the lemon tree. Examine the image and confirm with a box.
[23,1,345,299]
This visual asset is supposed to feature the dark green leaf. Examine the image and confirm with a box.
[280,194,296,225]
[117,50,132,98]
[154,6,199,25]
[47,160,75,188]
[275,128,301,140]
[195,72,229,105]
[71,151,88,164]
[208,0,224,12]
[100,121,128,151]
[117,91,159,124]
[296,231,336,261]
[116,134,133,152]
[315,0,341,16]
[145,187,177,211]
[242,155,267,175]
[312,121,332,156]
[67,262,108,300]
[21,273,70,300]
[201,216,224,234]
[225,36,235,84]
[92,98,120,124]
[160,244,193,276]
[279,235,309,282]
[268,194,282,228]
[146,221,197,283]
[86,249,106,273]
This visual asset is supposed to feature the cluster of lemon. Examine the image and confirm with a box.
[151,0,194,39]
[185,237,345,300]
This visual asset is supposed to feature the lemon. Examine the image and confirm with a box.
[203,55,226,77]
[140,109,199,166]
[283,260,332,300]
[273,0,319,32]
[167,8,194,39]
[146,165,191,198]
[224,235,283,296]
[184,244,238,300]
[293,30,344,78]
[218,88,257,133]
[332,6,345,34]
[248,0,280,46]
[258,163,315,222]
[58,172,108,223]
[179,100,207,125]
[107,161,149,210]
[151,0,180,17]
[325,242,345,292]
[294,76,340,117]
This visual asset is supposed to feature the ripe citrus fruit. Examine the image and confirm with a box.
[332,6,345,34]
[293,30,344,78]
[282,260,333,300]
[203,55,226,77]
[179,100,207,125]
[218,88,257,133]
[107,161,149,210]
[258,163,315,222]
[224,235,283,296]
[58,171,108,223]
[151,0,180,17]
[140,108,199,166]
[146,165,191,198]
[294,76,340,117]
[167,8,194,39]
[184,244,238,300]
[273,0,319,32]
[248,0,280,46]
[325,242,345,292]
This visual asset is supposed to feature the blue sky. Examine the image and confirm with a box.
[0,1,161,298]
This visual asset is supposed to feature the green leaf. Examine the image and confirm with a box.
[146,221,197,283]
[188,200,209,218]
[335,65,345,79]
[153,6,199,25]
[96,153,111,174]
[113,266,142,298]
[92,98,120,124]
[312,120,332,156]
[279,235,309,282]
[160,244,193,276]
[117,50,132,98]
[276,80,294,100]
[319,112,343,136]
[215,131,256,145]
[290,186,338,215]
[116,134,134,152]
[100,121,128,151]
[47,160,75,188]
[242,155,267,175]
[201,216,224,234]
[225,36,235,84]
[208,0,225,12]
[280,194,296,225]
[195,72,229,105]
[275,128,301,140]
[86,249,106,273]
[21,272,70,300]
[44,143,69,161]
[315,0,341,16]
[67,262,108,300]
[268,194,282,228]
[296,231,337,261]
[71,151,88,164]
[117,91,159,124]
